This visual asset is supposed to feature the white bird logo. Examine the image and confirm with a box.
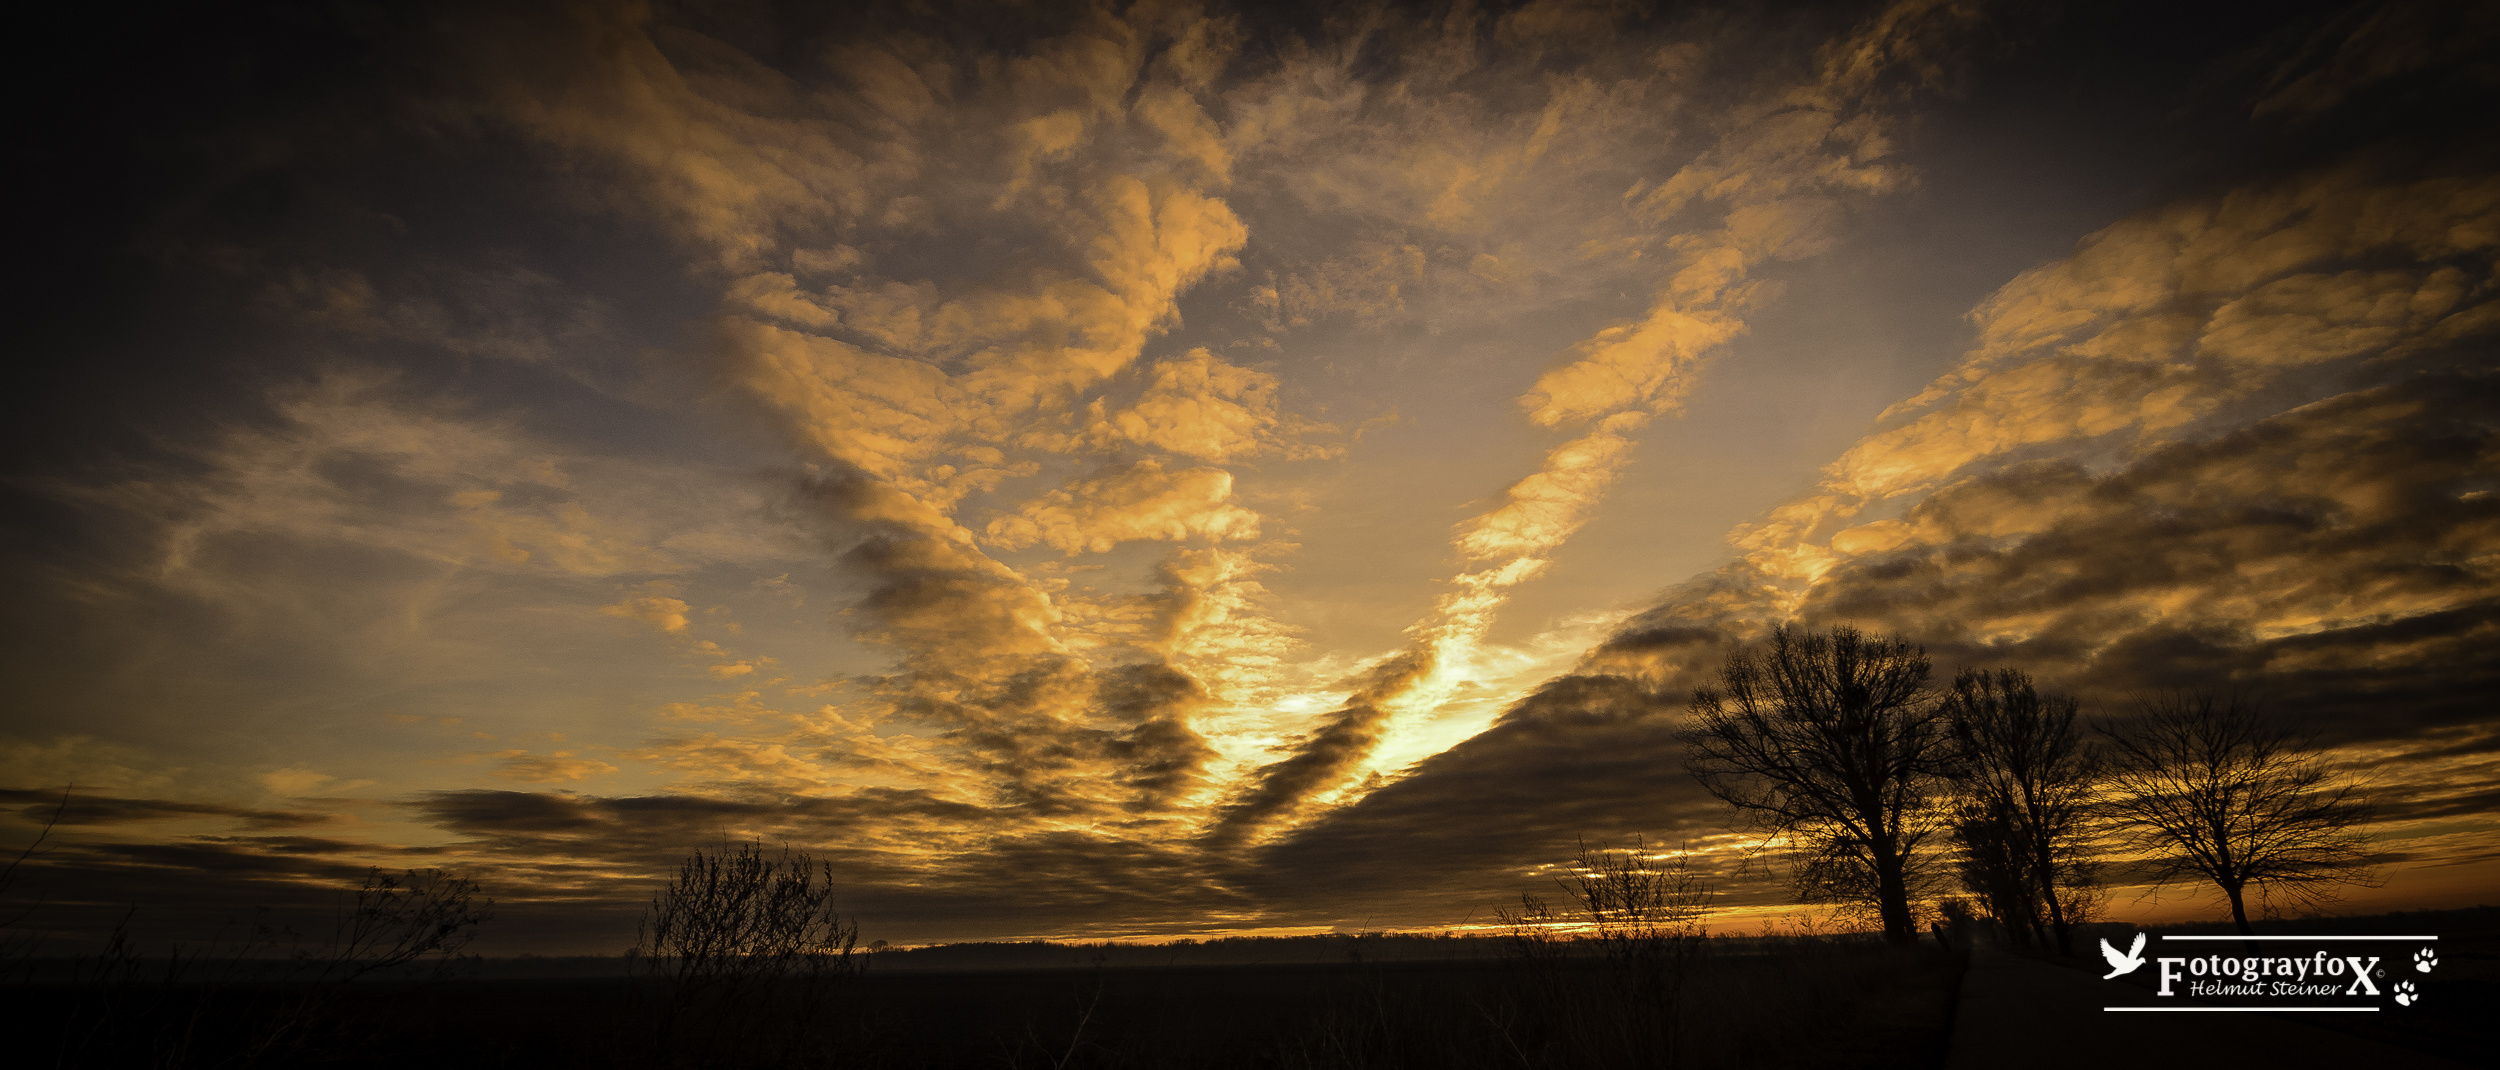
[2101,932,2149,978]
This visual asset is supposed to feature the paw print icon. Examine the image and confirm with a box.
[2393,980,2421,1006]
[2414,947,2438,973]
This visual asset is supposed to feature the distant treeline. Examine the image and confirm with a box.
[866,931,1507,972]
[849,927,1949,973]
[413,927,1891,978]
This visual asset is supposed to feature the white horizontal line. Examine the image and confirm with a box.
[2103,1007,2380,1012]
[2161,935,2437,941]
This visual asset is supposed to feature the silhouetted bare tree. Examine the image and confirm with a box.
[1683,625,1948,945]
[1939,669,2097,955]
[324,867,494,981]
[2100,693,2375,934]
[1492,837,1713,1065]
[1947,800,2040,946]
[1,786,69,944]
[638,841,865,1067]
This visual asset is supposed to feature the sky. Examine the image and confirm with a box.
[4,0,2496,954]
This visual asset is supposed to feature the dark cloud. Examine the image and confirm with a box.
[1098,662,1221,813]
[0,835,440,954]
[413,787,992,844]
[0,789,333,831]
[783,471,1236,824]
[415,789,605,835]
[1204,651,1429,849]
[2369,783,2500,825]
[1789,369,2500,746]
[397,788,1256,938]
[10,785,1256,951]
[1250,366,2500,926]
[1242,673,1753,924]
[75,839,378,877]
[2413,847,2500,870]
[2251,0,2500,120]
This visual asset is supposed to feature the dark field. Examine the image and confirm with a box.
[4,941,1964,1069]
[21,908,2489,1068]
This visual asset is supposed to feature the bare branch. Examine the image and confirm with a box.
[2098,693,2377,934]
[1938,670,2100,955]
[1681,625,1949,944]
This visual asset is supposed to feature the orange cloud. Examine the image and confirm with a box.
[987,460,1261,555]
[488,751,620,783]
[600,594,690,635]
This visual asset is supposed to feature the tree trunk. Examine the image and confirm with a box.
[2225,883,2252,935]
[2039,879,2071,956]
[2032,844,2073,956]
[1876,855,1916,945]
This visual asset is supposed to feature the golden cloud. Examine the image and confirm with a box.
[489,751,620,784]
[991,460,1259,556]
[1772,161,2500,564]
[599,594,690,634]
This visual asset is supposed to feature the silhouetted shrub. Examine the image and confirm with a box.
[635,841,867,1068]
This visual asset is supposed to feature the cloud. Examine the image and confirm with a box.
[1251,240,1428,330]
[488,751,621,784]
[1373,138,2500,921]
[1095,663,1222,813]
[1197,0,1993,850]
[1698,154,2500,601]
[1257,359,2500,922]
[254,260,634,393]
[8,371,819,787]
[1203,650,1432,849]
[417,788,609,835]
[689,0,1994,859]
[1454,413,1649,563]
[2251,1,2500,119]
[30,0,2495,953]
[1839,160,2499,499]
[1520,303,1750,427]
[392,785,1257,939]
[640,12,1295,845]
[1578,141,2500,745]
[1521,0,1985,427]
[62,373,798,591]
[1067,349,1333,463]
[1226,31,2500,930]
[1243,672,1751,922]
[0,788,333,831]
[444,2,1321,847]
[1801,370,2498,666]
[0,736,183,797]
[985,459,1261,555]
[601,594,690,634]
[258,767,337,795]
[452,2,897,269]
